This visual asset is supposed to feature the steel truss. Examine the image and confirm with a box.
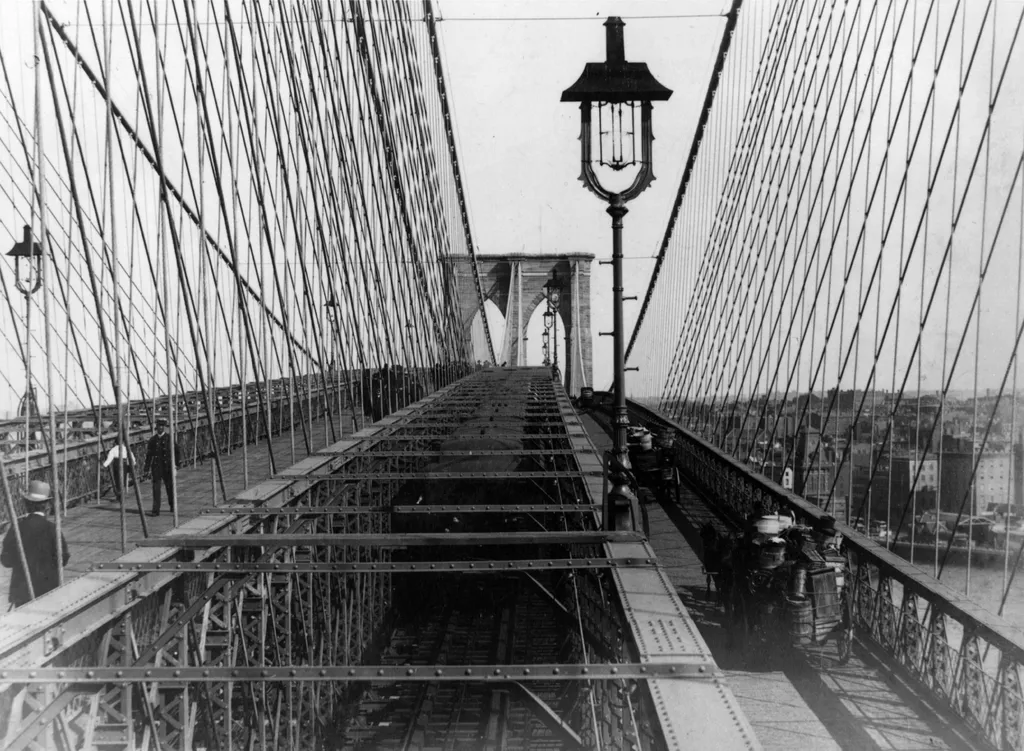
[199,502,602,515]
[134,531,642,548]
[3,661,715,682]
[276,470,597,480]
[0,372,755,750]
[93,557,654,573]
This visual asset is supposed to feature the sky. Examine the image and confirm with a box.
[437,0,1024,401]
[434,0,731,387]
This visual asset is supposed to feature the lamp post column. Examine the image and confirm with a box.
[608,195,629,472]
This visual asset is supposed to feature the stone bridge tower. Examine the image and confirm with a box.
[456,254,593,395]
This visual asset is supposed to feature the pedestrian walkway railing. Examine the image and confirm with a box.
[0,380,349,524]
[626,398,1024,751]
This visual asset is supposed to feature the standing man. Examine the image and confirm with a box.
[1,480,70,608]
[144,418,181,517]
[102,435,136,503]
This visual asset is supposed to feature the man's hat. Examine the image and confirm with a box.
[156,417,169,427]
[21,479,52,503]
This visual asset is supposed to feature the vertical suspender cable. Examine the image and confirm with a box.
[34,3,64,586]
[101,0,127,552]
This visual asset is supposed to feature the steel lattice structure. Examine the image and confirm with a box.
[0,369,757,750]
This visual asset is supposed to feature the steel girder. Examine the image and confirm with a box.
[1,370,756,750]
[198,502,601,515]
[93,557,655,574]
[133,531,643,549]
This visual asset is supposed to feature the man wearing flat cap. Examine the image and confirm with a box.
[144,417,182,517]
[1,480,70,608]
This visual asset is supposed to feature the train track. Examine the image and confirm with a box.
[336,575,575,748]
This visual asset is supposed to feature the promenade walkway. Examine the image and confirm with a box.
[579,412,980,751]
[1,413,357,605]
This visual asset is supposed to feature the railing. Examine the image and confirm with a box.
[0,363,472,527]
[0,378,357,525]
[626,398,1024,751]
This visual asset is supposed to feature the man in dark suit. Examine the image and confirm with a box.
[1,480,70,608]
[144,418,181,516]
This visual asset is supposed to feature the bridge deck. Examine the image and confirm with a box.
[578,413,979,751]
[0,369,756,750]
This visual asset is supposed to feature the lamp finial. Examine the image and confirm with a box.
[604,17,625,65]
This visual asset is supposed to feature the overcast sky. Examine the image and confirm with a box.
[435,0,730,385]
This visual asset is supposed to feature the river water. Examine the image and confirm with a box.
[894,552,1024,625]
[879,553,1024,665]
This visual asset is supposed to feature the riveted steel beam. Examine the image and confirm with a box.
[134,531,642,548]
[0,661,719,683]
[199,503,600,515]
[392,503,598,514]
[280,471,596,480]
[316,449,580,457]
[354,434,579,440]
[92,557,654,574]
[381,420,570,426]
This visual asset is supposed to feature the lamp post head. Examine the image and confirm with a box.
[7,224,43,296]
[561,17,672,202]
[560,18,672,105]
[324,297,338,321]
[7,225,41,259]
[543,272,563,307]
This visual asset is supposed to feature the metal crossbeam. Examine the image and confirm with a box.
[200,503,600,515]
[134,531,642,548]
[92,556,651,574]
[394,503,598,514]
[317,449,581,457]
[0,662,717,683]
[284,470,595,480]
[359,434,579,440]
[381,420,569,426]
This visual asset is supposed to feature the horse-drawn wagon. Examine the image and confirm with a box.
[705,514,854,664]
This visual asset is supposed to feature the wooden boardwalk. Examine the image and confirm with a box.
[1,413,357,604]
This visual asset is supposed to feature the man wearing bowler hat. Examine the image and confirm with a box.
[1,480,70,608]
[144,417,182,517]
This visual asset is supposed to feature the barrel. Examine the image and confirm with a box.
[786,596,814,646]
[757,541,786,569]
[788,565,808,598]
[655,429,675,450]
[579,387,594,407]
[639,432,653,451]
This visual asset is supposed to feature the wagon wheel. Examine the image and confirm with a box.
[738,578,776,663]
[729,578,750,649]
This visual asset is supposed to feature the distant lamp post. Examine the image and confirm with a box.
[7,224,43,418]
[543,273,563,376]
[324,297,339,366]
[542,311,554,366]
[7,225,43,296]
[562,17,672,531]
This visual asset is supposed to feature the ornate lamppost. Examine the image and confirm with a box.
[8,226,43,425]
[542,310,553,367]
[562,17,672,530]
[543,272,563,378]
